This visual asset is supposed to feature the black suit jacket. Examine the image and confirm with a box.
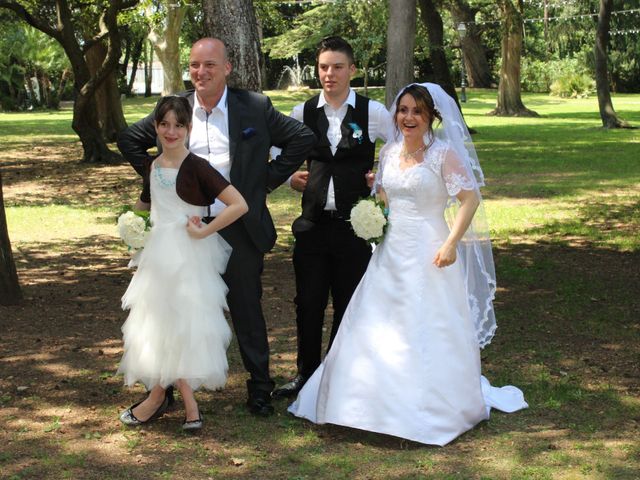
[117,88,316,253]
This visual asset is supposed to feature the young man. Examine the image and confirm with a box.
[272,36,391,399]
[118,38,316,416]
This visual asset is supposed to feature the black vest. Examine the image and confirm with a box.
[296,93,376,226]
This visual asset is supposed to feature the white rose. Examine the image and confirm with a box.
[350,199,387,242]
[117,211,149,250]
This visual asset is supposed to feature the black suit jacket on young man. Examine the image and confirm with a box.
[117,88,316,254]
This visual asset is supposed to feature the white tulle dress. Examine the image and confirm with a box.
[117,164,232,391]
[289,140,528,446]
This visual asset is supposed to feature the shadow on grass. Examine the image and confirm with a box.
[1,228,639,478]
[494,195,640,249]
[2,148,138,209]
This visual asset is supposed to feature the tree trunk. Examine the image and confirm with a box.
[0,0,135,162]
[594,0,632,129]
[0,172,22,306]
[144,40,153,97]
[202,0,263,91]
[385,0,417,108]
[120,30,133,88]
[447,0,494,88]
[38,71,50,108]
[56,68,70,101]
[488,0,538,117]
[25,72,38,107]
[418,0,477,132]
[148,1,186,95]
[86,41,127,142]
[543,0,549,53]
[65,6,126,162]
[126,36,144,96]
[71,86,121,163]
[362,58,370,97]
[418,0,460,106]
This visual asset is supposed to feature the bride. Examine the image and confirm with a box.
[288,83,528,446]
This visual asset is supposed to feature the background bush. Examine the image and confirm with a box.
[521,56,595,97]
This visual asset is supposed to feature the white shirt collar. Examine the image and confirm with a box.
[317,88,355,110]
[193,86,228,115]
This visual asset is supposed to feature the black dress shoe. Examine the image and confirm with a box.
[271,374,307,399]
[119,395,169,426]
[246,393,274,417]
[182,411,203,431]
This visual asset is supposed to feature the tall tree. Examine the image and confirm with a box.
[0,19,70,111]
[147,0,187,95]
[86,40,127,141]
[202,0,262,91]
[262,0,388,94]
[594,0,631,128]
[385,0,417,107]
[143,39,153,97]
[446,0,494,88]
[118,10,149,96]
[0,172,21,306]
[345,0,387,96]
[488,0,537,117]
[417,0,460,106]
[0,0,137,163]
[125,34,145,96]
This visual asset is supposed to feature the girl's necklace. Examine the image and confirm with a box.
[154,155,182,187]
[154,165,177,187]
[400,143,427,161]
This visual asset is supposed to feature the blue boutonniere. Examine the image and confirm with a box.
[242,127,257,139]
[348,122,363,144]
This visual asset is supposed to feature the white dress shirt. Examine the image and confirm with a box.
[286,89,391,210]
[189,87,230,216]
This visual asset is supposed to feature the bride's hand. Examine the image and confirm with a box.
[433,242,457,268]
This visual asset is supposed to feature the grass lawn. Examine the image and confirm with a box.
[0,88,638,479]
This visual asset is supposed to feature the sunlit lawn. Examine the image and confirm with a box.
[1,89,639,479]
[5,88,637,249]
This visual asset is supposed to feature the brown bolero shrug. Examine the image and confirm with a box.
[140,152,230,206]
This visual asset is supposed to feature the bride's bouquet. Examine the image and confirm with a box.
[117,209,151,251]
[350,197,388,244]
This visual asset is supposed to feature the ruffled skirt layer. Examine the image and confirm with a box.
[117,220,232,391]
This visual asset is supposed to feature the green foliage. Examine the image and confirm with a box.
[609,36,640,93]
[263,2,343,59]
[0,13,69,110]
[262,0,388,85]
[521,56,595,96]
[549,71,595,98]
[255,0,304,38]
[343,0,388,74]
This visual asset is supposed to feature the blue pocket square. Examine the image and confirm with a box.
[242,127,257,139]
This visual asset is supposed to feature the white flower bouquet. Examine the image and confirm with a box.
[117,209,151,251]
[349,197,388,244]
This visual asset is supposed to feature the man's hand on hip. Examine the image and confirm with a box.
[290,171,309,192]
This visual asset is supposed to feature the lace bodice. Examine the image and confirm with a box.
[381,139,475,222]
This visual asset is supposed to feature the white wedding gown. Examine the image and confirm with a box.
[289,140,527,446]
[118,164,232,392]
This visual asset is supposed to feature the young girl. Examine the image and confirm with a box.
[117,96,248,431]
